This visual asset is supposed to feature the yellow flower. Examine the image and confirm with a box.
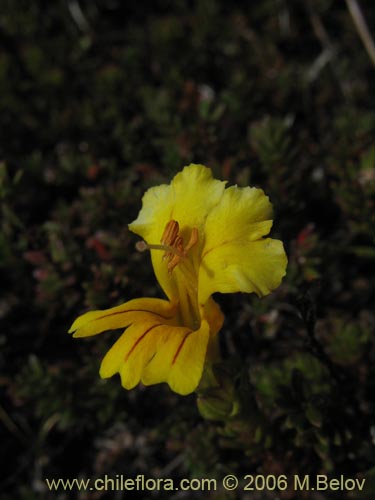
[69,164,287,395]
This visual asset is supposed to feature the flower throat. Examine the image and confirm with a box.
[136,220,200,329]
[136,220,198,274]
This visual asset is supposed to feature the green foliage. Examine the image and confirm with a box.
[326,318,372,364]
[1,0,373,498]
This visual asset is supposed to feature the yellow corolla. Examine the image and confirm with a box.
[69,164,287,395]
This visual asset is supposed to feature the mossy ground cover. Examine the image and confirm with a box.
[0,1,374,499]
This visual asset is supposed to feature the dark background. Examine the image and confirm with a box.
[0,1,374,498]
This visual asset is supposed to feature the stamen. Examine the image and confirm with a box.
[136,219,199,274]
[185,227,198,253]
[161,220,180,247]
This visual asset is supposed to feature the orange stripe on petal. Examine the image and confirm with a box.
[95,309,173,322]
[172,330,193,365]
[125,323,162,361]
[167,321,210,395]
[69,297,176,338]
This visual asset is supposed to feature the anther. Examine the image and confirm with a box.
[161,220,180,247]
[136,220,199,274]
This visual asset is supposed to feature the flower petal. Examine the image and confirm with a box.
[201,297,225,338]
[204,184,274,244]
[129,164,226,241]
[137,324,191,386]
[199,185,287,302]
[99,321,161,382]
[200,238,287,301]
[100,319,210,395]
[108,322,166,390]
[129,164,226,300]
[68,298,176,338]
[141,320,210,395]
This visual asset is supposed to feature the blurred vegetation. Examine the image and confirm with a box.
[0,1,374,499]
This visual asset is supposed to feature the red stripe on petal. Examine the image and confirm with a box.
[124,323,162,362]
[172,330,193,365]
[95,309,173,322]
